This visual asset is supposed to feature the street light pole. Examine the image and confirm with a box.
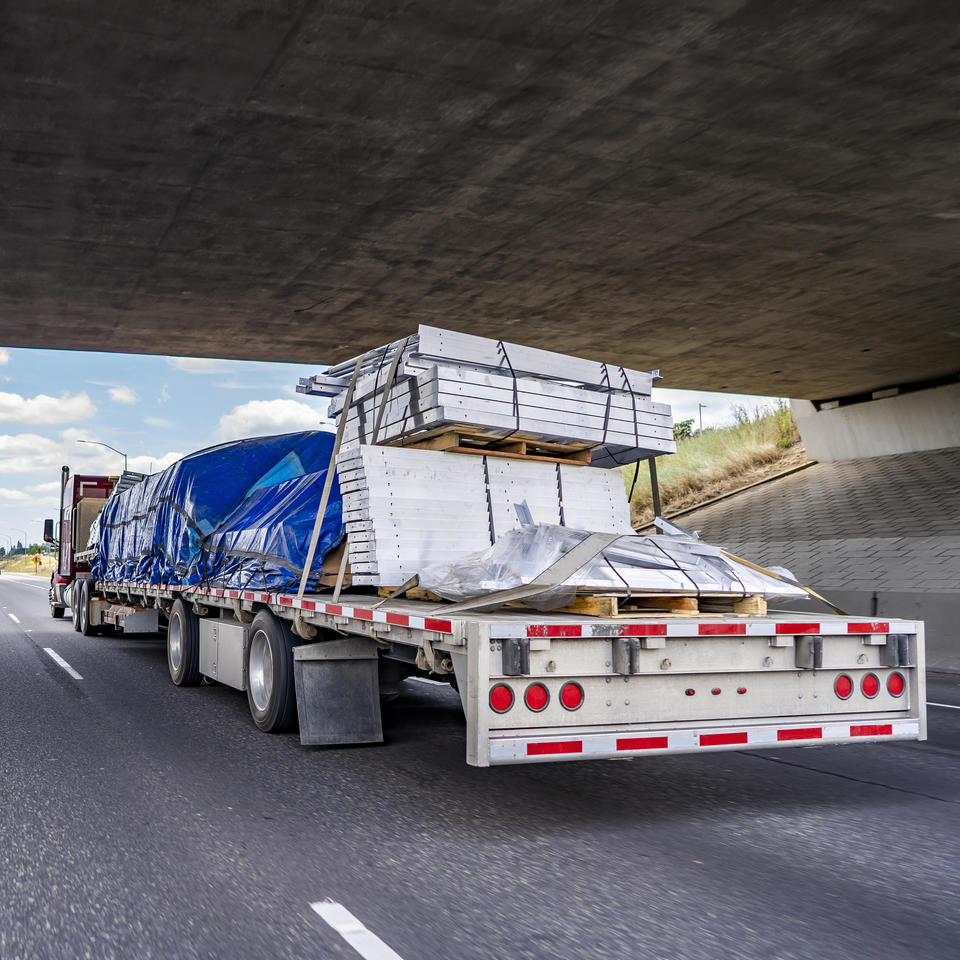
[697,402,708,434]
[12,527,27,551]
[76,438,128,472]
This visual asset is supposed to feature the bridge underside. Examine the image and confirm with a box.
[2,1,958,398]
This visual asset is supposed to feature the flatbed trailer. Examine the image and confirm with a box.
[73,574,926,767]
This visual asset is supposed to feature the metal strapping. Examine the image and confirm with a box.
[370,336,409,444]
[294,354,364,625]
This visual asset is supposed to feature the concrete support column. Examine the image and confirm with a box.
[793,382,960,462]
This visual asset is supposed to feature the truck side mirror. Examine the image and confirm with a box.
[43,518,55,543]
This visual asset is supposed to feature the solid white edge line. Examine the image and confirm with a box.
[43,648,83,680]
[8,613,20,623]
[310,901,404,960]
[927,701,960,711]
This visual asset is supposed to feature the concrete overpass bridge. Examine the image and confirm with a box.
[1,1,958,411]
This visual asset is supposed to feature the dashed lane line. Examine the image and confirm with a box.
[43,648,83,680]
[8,613,20,624]
[927,702,960,711]
[311,901,404,960]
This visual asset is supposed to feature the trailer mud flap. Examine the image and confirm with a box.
[293,637,383,746]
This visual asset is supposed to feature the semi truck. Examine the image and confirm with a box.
[44,330,926,767]
[45,465,927,768]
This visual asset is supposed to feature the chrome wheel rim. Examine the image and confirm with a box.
[169,614,183,672]
[248,630,273,713]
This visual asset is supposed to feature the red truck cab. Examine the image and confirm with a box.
[45,466,114,618]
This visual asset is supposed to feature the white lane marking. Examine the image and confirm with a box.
[43,648,83,680]
[8,613,20,624]
[310,901,404,960]
[927,701,960,711]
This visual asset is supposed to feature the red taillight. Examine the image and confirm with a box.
[685,688,695,696]
[524,683,549,712]
[887,672,905,697]
[560,682,584,711]
[835,674,853,699]
[737,687,747,695]
[711,688,721,696]
[861,673,880,698]
[489,684,513,713]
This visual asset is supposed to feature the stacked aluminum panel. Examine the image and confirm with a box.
[337,446,632,586]
[300,325,676,466]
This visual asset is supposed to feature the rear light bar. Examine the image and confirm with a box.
[489,684,513,713]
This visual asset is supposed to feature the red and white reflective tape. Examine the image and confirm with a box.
[97,582,454,635]
[503,619,915,639]
[489,717,921,763]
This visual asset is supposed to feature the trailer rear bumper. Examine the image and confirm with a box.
[488,716,922,764]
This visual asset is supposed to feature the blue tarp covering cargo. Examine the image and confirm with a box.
[91,432,343,592]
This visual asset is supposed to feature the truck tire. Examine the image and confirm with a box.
[167,598,201,687]
[78,580,97,636]
[246,610,298,733]
[71,584,81,632]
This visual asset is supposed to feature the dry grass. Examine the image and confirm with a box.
[0,554,56,576]
[623,401,808,527]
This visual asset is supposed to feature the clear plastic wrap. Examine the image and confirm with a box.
[418,523,807,607]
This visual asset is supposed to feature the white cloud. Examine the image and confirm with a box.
[167,356,228,374]
[26,481,62,495]
[0,390,96,425]
[0,348,9,365]
[216,398,324,441]
[144,416,175,429]
[0,487,30,502]
[158,384,171,404]
[108,385,138,405]
[0,429,178,477]
[128,451,183,475]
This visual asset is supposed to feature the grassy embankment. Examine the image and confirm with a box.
[623,402,809,528]
[0,554,56,576]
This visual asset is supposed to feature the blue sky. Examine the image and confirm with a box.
[0,344,781,548]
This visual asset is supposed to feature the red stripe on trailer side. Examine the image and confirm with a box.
[527,741,583,756]
[527,625,583,638]
[699,623,746,636]
[385,612,409,627]
[228,590,239,599]
[775,622,820,634]
[847,621,890,634]
[326,604,342,616]
[700,731,748,746]
[243,592,254,601]
[851,723,893,737]
[353,608,373,621]
[778,727,823,741]
[278,596,293,606]
[618,624,668,637]
[424,617,452,633]
[617,736,669,751]
[301,600,316,611]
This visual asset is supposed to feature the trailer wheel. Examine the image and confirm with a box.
[78,580,97,636]
[167,598,201,687]
[246,610,297,733]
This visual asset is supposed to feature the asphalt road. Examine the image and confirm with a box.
[1,571,958,960]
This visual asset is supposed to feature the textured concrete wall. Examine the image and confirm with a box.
[793,384,960,461]
[681,449,960,674]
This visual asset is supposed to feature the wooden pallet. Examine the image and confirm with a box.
[377,585,444,603]
[392,425,592,466]
[540,594,768,619]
